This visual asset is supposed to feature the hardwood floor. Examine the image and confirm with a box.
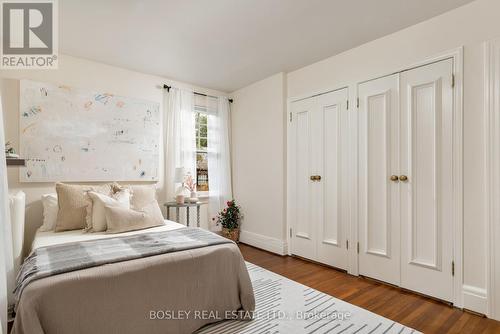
[239,243,500,334]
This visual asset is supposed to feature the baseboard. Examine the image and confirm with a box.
[463,285,488,315]
[239,230,287,255]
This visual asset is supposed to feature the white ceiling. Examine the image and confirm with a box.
[60,0,474,92]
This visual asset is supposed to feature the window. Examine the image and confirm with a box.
[195,111,209,191]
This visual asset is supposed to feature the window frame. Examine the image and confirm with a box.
[195,107,209,196]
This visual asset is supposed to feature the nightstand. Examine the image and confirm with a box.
[164,201,202,227]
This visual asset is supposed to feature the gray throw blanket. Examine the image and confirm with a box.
[14,227,232,306]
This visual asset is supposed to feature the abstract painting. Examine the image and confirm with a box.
[19,80,160,182]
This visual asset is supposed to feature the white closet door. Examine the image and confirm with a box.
[358,74,400,285]
[400,59,454,302]
[290,97,317,260]
[316,88,349,270]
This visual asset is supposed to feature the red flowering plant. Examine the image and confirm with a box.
[213,200,241,231]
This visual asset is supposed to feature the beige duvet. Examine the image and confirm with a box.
[11,243,255,334]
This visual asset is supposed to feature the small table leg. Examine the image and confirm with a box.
[166,207,170,220]
[197,205,200,227]
[176,207,180,224]
[186,206,190,227]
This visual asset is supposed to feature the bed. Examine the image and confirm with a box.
[31,219,184,249]
[11,220,255,334]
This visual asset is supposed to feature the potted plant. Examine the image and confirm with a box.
[5,141,19,158]
[184,173,198,202]
[214,200,241,242]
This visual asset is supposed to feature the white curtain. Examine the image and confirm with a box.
[207,97,233,226]
[163,87,196,204]
[0,93,13,334]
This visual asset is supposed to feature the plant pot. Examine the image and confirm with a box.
[188,191,199,203]
[221,228,240,242]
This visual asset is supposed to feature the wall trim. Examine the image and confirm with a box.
[239,230,287,255]
[450,46,465,309]
[463,285,488,315]
[485,38,500,321]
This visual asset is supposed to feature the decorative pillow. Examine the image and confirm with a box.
[112,183,157,210]
[104,200,164,234]
[54,183,113,232]
[40,193,58,231]
[86,189,131,232]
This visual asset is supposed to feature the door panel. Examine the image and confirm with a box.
[290,88,349,269]
[316,88,349,270]
[358,74,400,285]
[400,59,454,302]
[410,82,440,269]
[290,97,316,260]
[322,104,340,244]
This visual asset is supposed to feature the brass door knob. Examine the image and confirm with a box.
[316,175,321,181]
[310,175,316,181]
[390,175,399,182]
[399,175,408,182]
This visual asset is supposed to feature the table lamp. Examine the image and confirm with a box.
[174,167,186,204]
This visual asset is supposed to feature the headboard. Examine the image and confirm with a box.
[9,191,25,275]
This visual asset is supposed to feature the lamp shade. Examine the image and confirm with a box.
[174,167,186,183]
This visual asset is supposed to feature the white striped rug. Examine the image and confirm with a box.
[197,262,419,334]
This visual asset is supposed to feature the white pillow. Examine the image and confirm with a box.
[87,189,130,232]
[104,200,164,234]
[40,194,58,231]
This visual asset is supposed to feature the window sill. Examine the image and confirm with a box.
[197,192,210,203]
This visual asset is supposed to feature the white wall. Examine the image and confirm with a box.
[232,0,499,315]
[0,54,226,254]
[231,73,287,254]
[288,0,495,293]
